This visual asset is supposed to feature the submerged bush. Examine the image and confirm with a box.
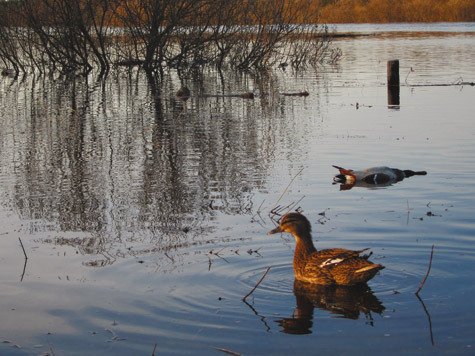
[0,0,338,76]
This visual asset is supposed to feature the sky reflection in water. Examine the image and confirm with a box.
[1,23,475,355]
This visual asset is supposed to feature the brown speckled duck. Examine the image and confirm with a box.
[268,213,384,286]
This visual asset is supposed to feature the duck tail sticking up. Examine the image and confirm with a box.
[332,165,352,175]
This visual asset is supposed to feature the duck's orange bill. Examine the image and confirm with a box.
[268,226,283,235]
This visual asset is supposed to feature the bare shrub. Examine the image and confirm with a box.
[0,0,339,75]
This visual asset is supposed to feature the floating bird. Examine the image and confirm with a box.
[268,213,384,286]
[176,87,191,100]
[333,165,427,190]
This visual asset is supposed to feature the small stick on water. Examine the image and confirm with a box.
[269,168,304,215]
[415,293,435,345]
[19,238,28,260]
[213,347,243,356]
[152,343,157,356]
[251,199,266,222]
[48,343,56,356]
[286,195,305,215]
[415,245,435,295]
[242,266,271,301]
[208,255,212,271]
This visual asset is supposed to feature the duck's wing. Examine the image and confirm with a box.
[305,248,382,285]
[297,249,353,285]
[328,259,384,285]
[361,173,392,184]
[306,248,368,269]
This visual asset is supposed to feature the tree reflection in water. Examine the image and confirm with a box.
[277,279,385,334]
[1,69,319,266]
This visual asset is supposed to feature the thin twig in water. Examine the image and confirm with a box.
[164,253,174,262]
[285,195,305,216]
[415,245,435,295]
[247,247,263,257]
[152,343,157,356]
[19,238,28,282]
[242,266,271,301]
[48,343,56,356]
[405,67,414,84]
[19,237,28,260]
[242,299,271,332]
[269,196,305,219]
[207,248,229,265]
[214,254,229,263]
[251,199,266,222]
[270,203,287,216]
[20,259,27,282]
[269,204,283,216]
[214,247,226,256]
[213,347,243,356]
[415,293,435,345]
[269,168,304,215]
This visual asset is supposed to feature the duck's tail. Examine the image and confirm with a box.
[332,165,353,175]
[354,264,385,284]
[334,262,384,286]
[355,264,384,274]
[361,250,373,260]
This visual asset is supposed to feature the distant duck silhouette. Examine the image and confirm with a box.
[333,165,427,190]
[176,87,191,100]
[268,213,384,286]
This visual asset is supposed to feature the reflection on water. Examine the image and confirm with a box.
[0,70,289,264]
[278,280,384,334]
[1,23,475,355]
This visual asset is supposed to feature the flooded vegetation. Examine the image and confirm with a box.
[1,23,475,355]
[0,0,337,76]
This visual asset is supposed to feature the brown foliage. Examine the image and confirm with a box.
[318,0,475,23]
[0,0,336,75]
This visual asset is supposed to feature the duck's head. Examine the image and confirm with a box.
[333,174,347,183]
[268,213,312,238]
[332,165,356,185]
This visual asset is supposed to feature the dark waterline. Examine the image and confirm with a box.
[1,23,475,355]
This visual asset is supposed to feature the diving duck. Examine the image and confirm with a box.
[333,165,427,190]
[268,213,384,286]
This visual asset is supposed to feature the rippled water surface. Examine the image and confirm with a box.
[1,23,475,355]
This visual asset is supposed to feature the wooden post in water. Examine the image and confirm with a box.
[387,60,400,107]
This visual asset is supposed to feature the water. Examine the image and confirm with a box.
[1,23,475,355]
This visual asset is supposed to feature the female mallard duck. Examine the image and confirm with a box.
[268,213,384,286]
[333,165,427,190]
